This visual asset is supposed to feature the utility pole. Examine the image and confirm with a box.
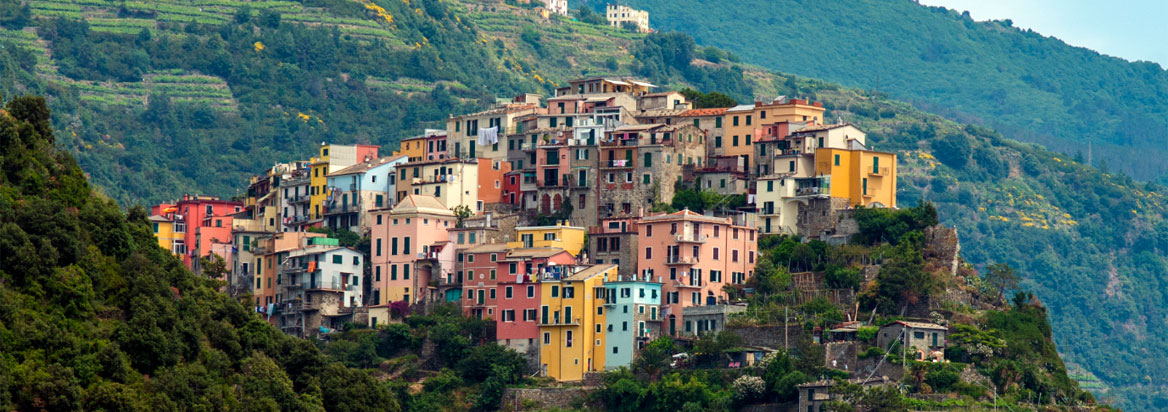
[784,305,789,349]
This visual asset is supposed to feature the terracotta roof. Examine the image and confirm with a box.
[678,108,728,117]
[564,264,617,281]
[612,123,664,132]
[148,215,172,223]
[636,109,688,118]
[640,91,681,98]
[326,155,406,177]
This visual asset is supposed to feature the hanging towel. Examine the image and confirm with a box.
[478,126,498,145]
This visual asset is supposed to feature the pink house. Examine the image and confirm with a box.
[369,195,455,312]
[164,195,244,270]
[495,248,575,354]
[636,210,757,337]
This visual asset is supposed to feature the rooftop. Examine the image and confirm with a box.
[386,195,453,217]
[678,108,728,117]
[886,320,948,330]
[564,263,617,281]
[790,123,855,134]
[463,243,508,254]
[507,247,569,259]
[326,155,407,177]
[640,209,734,225]
[451,104,538,120]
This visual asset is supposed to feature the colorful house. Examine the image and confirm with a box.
[308,143,380,220]
[603,273,663,370]
[393,158,479,212]
[507,223,587,257]
[637,210,758,337]
[539,264,614,381]
[324,155,407,233]
[368,195,455,325]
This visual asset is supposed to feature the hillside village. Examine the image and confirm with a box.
[142,77,1099,409]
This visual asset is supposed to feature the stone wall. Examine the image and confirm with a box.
[855,357,904,381]
[923,225,960,277]
[727,324,807,350]
[824,342,859,373]
[796,197,853,240]
[501,387,590,412]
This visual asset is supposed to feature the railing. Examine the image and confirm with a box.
[541,316,581,326]
[288,214,311,224]
[600,137,638,147]
[603,160,633,168]
[416,251,441,260]
[796,186,824,196]
[871,167,890,176]
[674,234,706,243]
[665,256,698,265]
[325,202,360,214]
[288,194,310,204]
[413,175,457,185]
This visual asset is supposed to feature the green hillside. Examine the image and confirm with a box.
[0,0,1164,409]
[615,0,1168,183]
[0,96,401,411]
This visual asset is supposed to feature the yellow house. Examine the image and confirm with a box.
[539,264,614,381]
[149,215,182,257]
[507,222,587,257]
[814,148,897,208]
[398,136,426,162]
[721,98,826,171]
[308,144,381,220]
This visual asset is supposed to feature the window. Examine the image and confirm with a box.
[375,266,381,281]
[789,161,795,172]
[733,135,739,146]
[767,181,774,192]
[863,178,868,195]
[732,250,739,262]
[732,116,739,126]
[551,285,559,298]
[332,255,343,264]
[391,265,398,280]
[543,332,550,345]
[714,136,722,148]
[506,286,513,299]
[834,154,841,166]
[403,264,410,279]
[715,117,722,128]
[646,224,653,237]
[643,152,651,167]
[645,247,652,259]
[565,330,573,347]
[713,248,720,260]
[353,256,360,265]
[489,289,496,300]
[642,174,650,184]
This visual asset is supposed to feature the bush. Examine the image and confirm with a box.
[926,368,960,392]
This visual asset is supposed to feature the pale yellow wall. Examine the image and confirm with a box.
[506,226,586,256]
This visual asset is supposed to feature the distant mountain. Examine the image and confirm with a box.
[1,0,1166,409]
[617,0,1168,183]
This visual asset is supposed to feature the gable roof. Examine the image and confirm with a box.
[389,195,453,216]
[564,264,617,281]
[885,320,947,330]
[326,155,406,177]
[640,209,732,224]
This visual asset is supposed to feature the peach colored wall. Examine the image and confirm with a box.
[370,210,454,305]
[637,214,757,335]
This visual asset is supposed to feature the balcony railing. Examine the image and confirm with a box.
[540,316,581,326]
[602,160,633,168]
[413,175,457,185]
[665,256,698,265]
[674,234,706,243]
[871,167,890,176]
[325,202,360,214]
[796,186,824,196]
[287,194,310,205]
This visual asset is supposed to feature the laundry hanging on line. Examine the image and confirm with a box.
[477,126,499,145]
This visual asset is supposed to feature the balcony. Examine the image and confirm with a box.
[602,160,633,168]
[665,256,698,265]
[796,186,825,196]
[413,175,457,185]
[416,250,441,261]
[541,316,581,326]
[287,194,310,205]
[673,234,706,243]
[325,202,360,215]
[871,167,890,177]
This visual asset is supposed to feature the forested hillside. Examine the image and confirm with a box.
[0,0,1165,409]
[614,0,1168,182]
[0,96,401,410]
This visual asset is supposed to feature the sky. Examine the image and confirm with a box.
[918,0,1168,67]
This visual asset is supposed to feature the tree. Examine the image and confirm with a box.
[198,253,228,280]
[632,337,674,381]
[693,331,741,367]
[573,6,606,25]
[932,133,971,169]
[872,242,932,314]
[982,262,1018,299]
[453,204,473,228]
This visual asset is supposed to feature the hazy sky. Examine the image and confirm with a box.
[918,0,1168,67]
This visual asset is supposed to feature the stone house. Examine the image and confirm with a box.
[877,320,948,361]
